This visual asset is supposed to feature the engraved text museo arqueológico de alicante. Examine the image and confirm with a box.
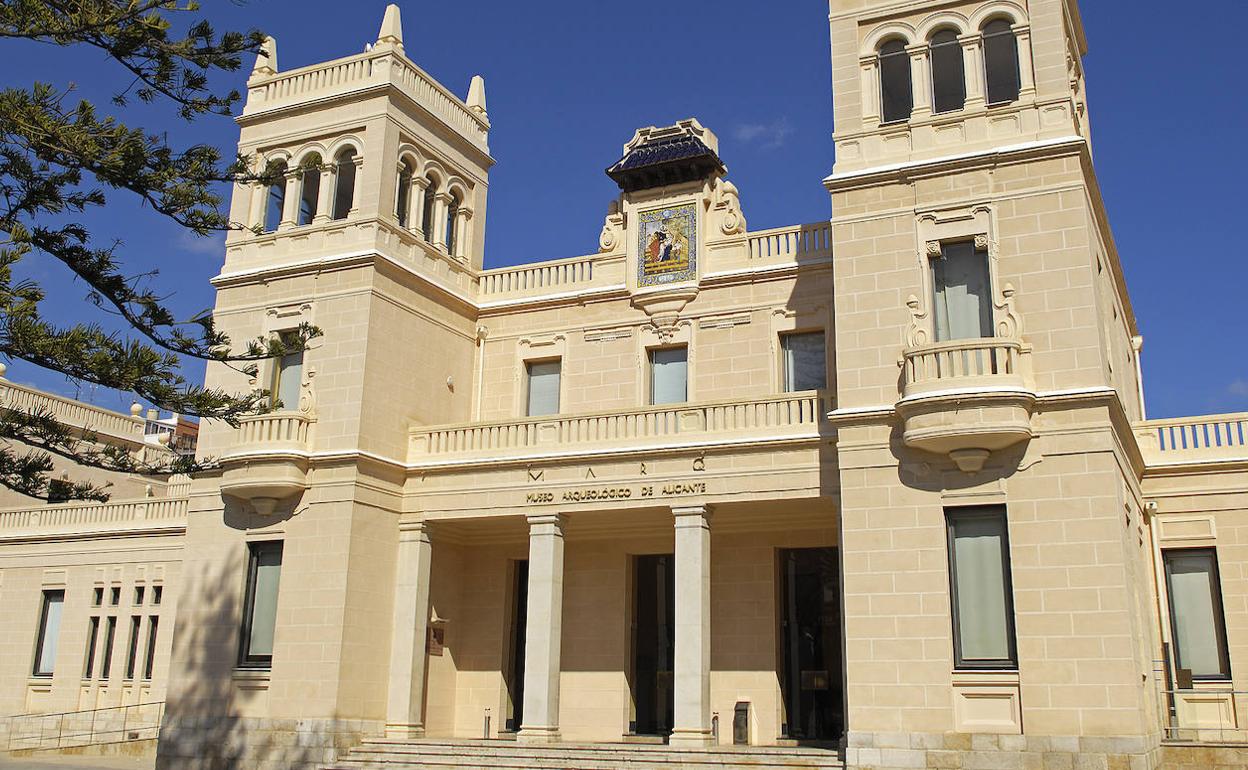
[525,482,707,505]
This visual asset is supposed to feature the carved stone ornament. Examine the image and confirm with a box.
[712,178,746,236]
[994,283,1024,339]
[904,294,930,348]
[925,240,943,258]
[298,367,317,415]
[974,233,991,252]
[599,198,625,253]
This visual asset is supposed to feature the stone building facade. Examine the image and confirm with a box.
[1,2,1247,769]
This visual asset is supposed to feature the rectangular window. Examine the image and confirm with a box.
[1164,548,1231,680]
[83,617,100,679]
[109,586,120,606]
[124,616,141,680]
[152,585,163,606]
[239,541,284,668]
[271,333,304,411]
[100,616,117,680]
[932,241,993,342]
[525,360,561,417]
[32,590,65,677]
[946,506,1017,669]
[782,332,827,392]
[649,346,688,405]
[143,616,159,680]
[92,586,103,607]
[133,586,145,607]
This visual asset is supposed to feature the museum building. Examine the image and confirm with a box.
[1,1,1247,769]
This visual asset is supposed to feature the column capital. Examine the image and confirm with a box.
[397,518,430,540]
[526,512,567,532]
[672,505,712,525]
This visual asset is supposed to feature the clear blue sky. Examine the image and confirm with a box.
[0,1,1244,419]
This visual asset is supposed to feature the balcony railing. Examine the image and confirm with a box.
[1138,413,1248,466]
[901,338,1030,399]
[226,412,312,457]
[478,253,626,304]
[410,391,827,462]
[0,377,144,446]
[0,496,188,534]
[746,223,833,262]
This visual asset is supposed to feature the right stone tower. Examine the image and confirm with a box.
[826,0,1162,768]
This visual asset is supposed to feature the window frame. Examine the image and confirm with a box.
[928,28,966,114]
[331,149,357,221]
[930,239,995,342]
[780,330,828,393]
[945,505,1018,671]
[525,358,562,417]
[297,162,320,226]
[982,20,1022,106]
[269,331,304,411]
[238,540,284,669]
[1163,547,1232,681]
[32,589,65,677]
[648,345,689,406]
[878,38,913,125]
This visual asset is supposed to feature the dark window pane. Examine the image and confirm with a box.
[1164,549,1231,679]
[100,616,116,679]
[879,39,913,123]
[947,506,1017,669]
[264,168,285,233]
[125,615,141,679]
[421,182,436,242]
[930,30,966,113]
[144,616,159,680]
[983,20,1021,104]
[446,194,460,254]
[298,166,319,225]
[84,616,99,679]
[332,151,356,220]
[396,167,412,227]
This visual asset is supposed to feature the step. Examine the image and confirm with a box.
[325,738,843,770]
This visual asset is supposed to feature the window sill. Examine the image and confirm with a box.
[232,668,271,692]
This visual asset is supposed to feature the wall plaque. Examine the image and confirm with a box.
[638,203,697,287]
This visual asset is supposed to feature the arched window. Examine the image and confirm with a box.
[445,192,460,256]
[396,160,414,228]
[421,177,436,242]
[297,154,321,226]
[983,19,1021,105]
[930,29,965,113]
[879,39,912,123]
[332,148,357,220]
[263,161,287,233]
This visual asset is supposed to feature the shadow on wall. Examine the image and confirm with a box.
[154,496,333,770]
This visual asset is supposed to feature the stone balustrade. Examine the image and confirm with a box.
[901,337,1030,399]
[226,412,312,458]
[219,412,314,515]
[409,391,827,463]
[477,254,624,304]
[243,50,489,149]
[0,377,145,447]
[0,496,187,535]
[1137,413,1248,466]
[745,223,833,262]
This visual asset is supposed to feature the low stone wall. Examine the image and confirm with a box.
[155,716,382,770]
[1161,743,1248,770]
[845,731,1162,770]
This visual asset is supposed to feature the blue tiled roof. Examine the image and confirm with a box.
[606,134,725,191]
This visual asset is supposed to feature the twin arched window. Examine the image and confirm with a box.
[877,18,1021,123]
[258,146,357,232]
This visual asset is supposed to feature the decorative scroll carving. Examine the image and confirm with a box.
[905,294,930,348]
[599,198,625,253]
[994,283,1024,339]
[298,367,317,415]
[711,179,746,236]
[925,240,943,258]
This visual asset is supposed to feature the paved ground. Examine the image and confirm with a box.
[0,756,153,770]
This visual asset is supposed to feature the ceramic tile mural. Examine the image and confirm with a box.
[638,203,697,286]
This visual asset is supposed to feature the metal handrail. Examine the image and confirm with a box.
[4,700,164,752]
[1157,685,1248,744]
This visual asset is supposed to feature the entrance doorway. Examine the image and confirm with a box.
[504,559,528,733]
[779,547,843,742]
[630,554,674,736]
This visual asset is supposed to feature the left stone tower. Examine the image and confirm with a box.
[158,6,493,768]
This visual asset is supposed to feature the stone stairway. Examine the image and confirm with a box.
[325,738,844,770]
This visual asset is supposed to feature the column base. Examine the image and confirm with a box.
[668,729,715,748]
[384,723,425,739]
[516,726,561,744]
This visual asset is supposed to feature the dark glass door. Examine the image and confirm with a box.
[505,560,528,732]
[780,547,843,742]
[631,554,674,736]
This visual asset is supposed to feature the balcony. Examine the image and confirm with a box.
[1137,414,1248,469]
[219,412,313,514]
[409,392,828,464]
[896,337,1035,472]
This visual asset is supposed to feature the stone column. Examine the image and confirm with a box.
[1015,24,1036,97]
[518,513,566,744]
[314,165,333,224]
[247,182,267,231]
[349,155,364,217]
[907,43,931,118]
[432,192,453,252]
[385,520,433,738]
[278,170,299,230]
[960,33,985,108]
[453,207,471,261]
[411,177,430,239]
[859,56,880,125]
[670,505,713,747]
